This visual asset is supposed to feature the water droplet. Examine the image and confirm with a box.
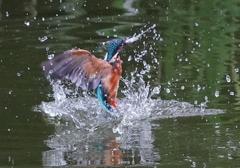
[17,73,21,77]
[197,85,201,92]
[217,155,225,158]
[226,75,231,83]
[8,90,12,94]
[152,87,160,94]
[48,54,54,59]
[191,161,197,167]
[128,55,132,61]
[235,68,239,72]
[228,156,233,160]
[200,102,206,110]
[195,22,199,26]
[215,91,219,97]
[6,11,9,17]
[24,21,30,26]
[166,88,170,93]
[181,86,185,90]
[42,17,45,21]
[230,91,234,96]
[38,36,48,42]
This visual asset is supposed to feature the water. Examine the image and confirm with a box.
[34,69,224,166]
[1,0,240,167]
[36,67,224,128]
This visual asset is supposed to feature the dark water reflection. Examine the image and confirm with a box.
[1,0,240,167]
[42,119,160,167]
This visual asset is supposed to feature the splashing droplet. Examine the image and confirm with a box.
[38,36,48,42]
[48,54,54,60]
[226,75,231,83]
[6,11,9,17]
[166,88,170,93]
[24,21,30,26]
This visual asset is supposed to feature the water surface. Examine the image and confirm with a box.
[0,0,240,167]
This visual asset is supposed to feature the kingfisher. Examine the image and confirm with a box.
[41,25,155,115]
[41,36,140,114]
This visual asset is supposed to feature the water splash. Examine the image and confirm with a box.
[113,72,225,133]
[35,70,224,166]
[125,24,156,44]
[35,70,224,133]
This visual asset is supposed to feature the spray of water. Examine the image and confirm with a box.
[35,24,224,133]
[35,69,224,134]
[35,25,225,167]
[35,70,224,166]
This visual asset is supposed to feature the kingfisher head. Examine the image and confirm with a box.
[103,25,156,62]
[105,38,126,62]
[104,35,141,62]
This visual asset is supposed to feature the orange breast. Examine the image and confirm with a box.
[104,56,122,106]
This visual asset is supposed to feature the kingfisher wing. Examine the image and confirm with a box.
[41,49,112,91]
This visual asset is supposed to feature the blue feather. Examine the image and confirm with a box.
[96,85,117,119]
[96,84,112,111]
[106,39,124,61]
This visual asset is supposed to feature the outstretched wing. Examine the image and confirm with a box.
[41,49,112,91]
